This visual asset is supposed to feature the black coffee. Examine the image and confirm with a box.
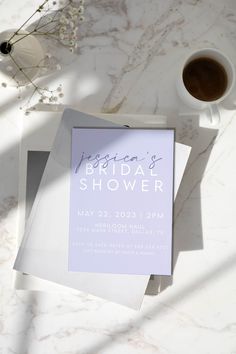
[183,57,228,101]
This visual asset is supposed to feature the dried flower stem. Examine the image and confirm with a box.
[7,0,50,43]
[10,2,70,46]
[9,53,37,89]
[9,52,55,104]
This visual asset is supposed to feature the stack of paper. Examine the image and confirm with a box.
[14,109,191,309]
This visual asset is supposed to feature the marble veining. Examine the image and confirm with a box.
[1,0,236,353]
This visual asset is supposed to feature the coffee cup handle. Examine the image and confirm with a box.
[208,104,220,125]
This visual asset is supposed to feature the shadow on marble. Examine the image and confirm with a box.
[83,252,236,354]
[11,292,36,354]
[146,113,218,295]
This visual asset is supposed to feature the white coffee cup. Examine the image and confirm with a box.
[176,48,235,123]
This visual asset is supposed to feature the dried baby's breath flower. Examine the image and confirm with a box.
[69,20,75,28]
[78,6,84,14]
[2,0,85,111]
[45,52,52,58]
[59,26,67,32]
[59,15,67,24]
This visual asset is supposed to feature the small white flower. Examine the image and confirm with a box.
[79,15,84,22]
[72,14,78,21]
[72,7,79,14]
[78,6,84,14]
[59,15,67,24]
[69,47,74,53]
[72,7,79,15]
[45,52,52,58]
[71,34,77,41]
[59,26,67,33]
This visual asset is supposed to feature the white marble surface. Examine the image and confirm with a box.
[1,0,236,353]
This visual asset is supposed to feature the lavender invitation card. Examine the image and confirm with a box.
[69,128,174,275]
